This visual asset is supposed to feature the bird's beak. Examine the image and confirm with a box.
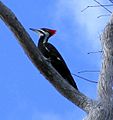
[30,28,41,36]
[29,28,38,32]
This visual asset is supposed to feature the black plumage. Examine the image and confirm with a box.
[30,28,78,90]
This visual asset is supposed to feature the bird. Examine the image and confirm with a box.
[30,28,78,90]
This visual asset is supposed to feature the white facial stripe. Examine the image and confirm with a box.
[39,29,49,35]
[43,33,49,43]
[39,29,49,43]
[37,32,43,36]
[39,29,46,34]
[37,29,50,43]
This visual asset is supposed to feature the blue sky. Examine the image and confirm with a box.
[0,0,112,120]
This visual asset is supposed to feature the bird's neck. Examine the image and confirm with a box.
[38,35,49,46]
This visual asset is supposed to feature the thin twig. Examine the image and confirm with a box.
[72,73,98,83]
[109,0,113,4]
[77,70,100,74]
[87,50,102,54]
[81,4,113,12]
[97,14,111,18]
[93,0,112,13]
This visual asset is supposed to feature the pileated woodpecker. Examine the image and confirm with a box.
[30,28,78,90]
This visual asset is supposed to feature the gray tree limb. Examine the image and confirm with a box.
[0,1,94,113]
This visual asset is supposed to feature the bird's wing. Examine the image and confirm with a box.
[45,43,65,62]
[45,43,78,90]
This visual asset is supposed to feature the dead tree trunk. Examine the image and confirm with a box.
[0,1,113,120]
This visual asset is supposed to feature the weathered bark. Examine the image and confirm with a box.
[0,1,113,120]
[84,15,113,119]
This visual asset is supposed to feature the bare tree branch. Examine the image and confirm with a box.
[87,50,102,54]
[93,0,112,13]
[97,14,111,18]
[81,4,113,12]
[109,0,113,4]
[0,1,95,113]
[72,73,98,83]
[78,70,100,74]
